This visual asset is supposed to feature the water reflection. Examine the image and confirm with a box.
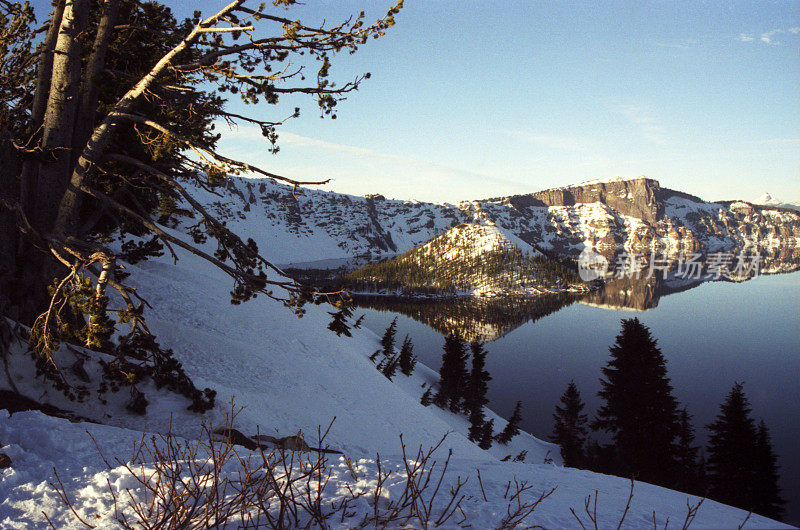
[353,247,800,338]
[353,294,577,342]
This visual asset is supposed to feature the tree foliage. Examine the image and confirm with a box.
[592,317,681,487]
[674,407,703,495]
[0,0,402,412]
[433,333,468,413]
[478,418,494,450]
[398,334,416,376]
[706,382,785,520]
[380,317,398,356]
[327,298,354,337]
[495,400,522,445]
[551,380,588,468]
[465,341,490,442]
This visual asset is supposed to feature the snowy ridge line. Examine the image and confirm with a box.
[187,175,800,266]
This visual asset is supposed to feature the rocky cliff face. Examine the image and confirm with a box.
[500,177,667,224]
[184,176,800,265]
[481,178,800,257]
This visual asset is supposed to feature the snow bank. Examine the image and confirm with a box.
[1,410,791,528]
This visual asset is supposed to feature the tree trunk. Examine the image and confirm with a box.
[0,128,21,316]
[71,0,120,170]
[52,9,211,239]
[33,0,89,235]
[18,0,65,220]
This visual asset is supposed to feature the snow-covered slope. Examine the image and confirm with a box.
[1,231,792,527]
[3,408,792,529]
[191,178,467,264]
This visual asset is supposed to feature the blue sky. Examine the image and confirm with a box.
[32,1,800,203]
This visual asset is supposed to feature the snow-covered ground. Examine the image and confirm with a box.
[1,232,793,527]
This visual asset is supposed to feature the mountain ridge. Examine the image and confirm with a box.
[187,175,800,266]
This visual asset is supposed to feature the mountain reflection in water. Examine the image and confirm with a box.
[352,247,800,340]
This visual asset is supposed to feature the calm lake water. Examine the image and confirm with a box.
[354,271,800,525]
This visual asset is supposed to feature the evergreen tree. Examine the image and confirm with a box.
[478,418,494,450]
[398,335,417,376]
[420,387,432,407]
[352,314,365,329]
[327,303,353,337]
[433,333,468,412]
[380,355,398,380]
[707,383,784,519]
[0,0,402,412]
[551,381,588,467]
[696,451,707,497]
[674,407,702,495]
[380,317,398,356]
[592,318,680,487]
[495,400,523,444]
[465,342,491,442]
[752,420,785,520]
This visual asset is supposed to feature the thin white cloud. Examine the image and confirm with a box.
[737,27,800,45]
[760,29,782,44]
[616,105,667,145]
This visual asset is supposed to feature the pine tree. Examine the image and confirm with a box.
[495,401,522,444]
[327,303,353,337]
[433,333,468,412]
[478,419,494,450]
[707,383,784,519]
[752,420,785,520]
[551,381,588,467]
[706,382,757,512]
[592,317,680,487]
[465,341,491,442]
[674,407,702,495]
[0,0,402,413]
[380,317,398,356]
[398,335,417,376]
[352,314,365,329]
[381,355,398,380]
[420,387,433,407]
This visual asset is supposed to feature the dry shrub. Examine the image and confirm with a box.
[49,402,556,528]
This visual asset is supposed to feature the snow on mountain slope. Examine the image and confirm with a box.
[188,177,468,264]
[418,224,539,262]
[758,193,782,206]
[189,176,800,267]
[754,192,800,212]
